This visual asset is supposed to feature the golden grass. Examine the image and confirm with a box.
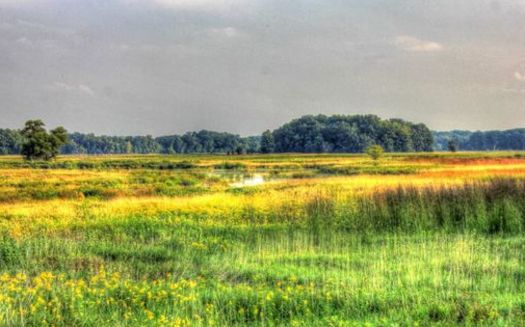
[1,153,525,325]
[1,152,525,238]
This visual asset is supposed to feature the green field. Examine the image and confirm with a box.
[0,153,525,326]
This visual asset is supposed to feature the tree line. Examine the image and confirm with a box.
[0,128,261,155]
[265,115,434,153]
[54,131,261,155]
[4,117,525,156]
[0,114,438,156]
[433,129,525,151]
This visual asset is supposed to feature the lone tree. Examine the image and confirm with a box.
[447,138,459,153]
[21,120,68,161]
[366,144,384,163]
[260,130,275,154]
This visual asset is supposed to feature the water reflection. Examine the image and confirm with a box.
[208,171,269,187]
[230,174,265,187]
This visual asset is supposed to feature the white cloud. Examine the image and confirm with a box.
[78,84,96,96]
[52,82,75,92]
[50,82,95,96]
[393,36,443,52]
[207,27,241,38]
[514,72,525,82]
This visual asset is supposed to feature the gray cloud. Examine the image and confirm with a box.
[49,82,96,96]
[393,36,443,52]
[1,0,525,135]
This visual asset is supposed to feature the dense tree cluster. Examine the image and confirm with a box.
[21,115,525,155]
[62,133,160,154]
[0,115,435,156]
[260,130,275,154]
[433,129,525,151]
[62,131,258,155]
[20,120,68,160]
[0,129,258,155]
[0,129,22,155]
[156,131,251,154]
[271,115,433,153]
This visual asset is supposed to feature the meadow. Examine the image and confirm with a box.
[1,152,525,326]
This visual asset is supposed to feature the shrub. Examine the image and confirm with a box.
[365,145,384,162]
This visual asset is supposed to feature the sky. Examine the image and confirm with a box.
[1,0,525,136]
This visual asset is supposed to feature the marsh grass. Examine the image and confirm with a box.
[341,178,525,234]
[0,154,524,325]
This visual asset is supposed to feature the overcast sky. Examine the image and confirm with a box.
[1,0,525,136]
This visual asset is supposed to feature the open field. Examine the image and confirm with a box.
[1,153,525,325]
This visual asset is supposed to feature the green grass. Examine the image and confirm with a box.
[1,228,524,325]
[1,154,525,325]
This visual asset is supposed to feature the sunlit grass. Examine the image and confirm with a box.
[0,153,525,325]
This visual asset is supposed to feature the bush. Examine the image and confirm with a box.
[365,145,384,161]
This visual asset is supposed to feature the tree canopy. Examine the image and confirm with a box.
[271,115,433,153]
[366,145,384,161]
[260,130,275,154]
[20,120,68,160]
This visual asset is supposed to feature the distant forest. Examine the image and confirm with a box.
[433,130,525,151]
[0,129,261,155]
[0,114,524,155]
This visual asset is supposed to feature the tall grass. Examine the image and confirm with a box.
[338,178,525,234]
[0,231,524,325]
[0,154,525,325]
